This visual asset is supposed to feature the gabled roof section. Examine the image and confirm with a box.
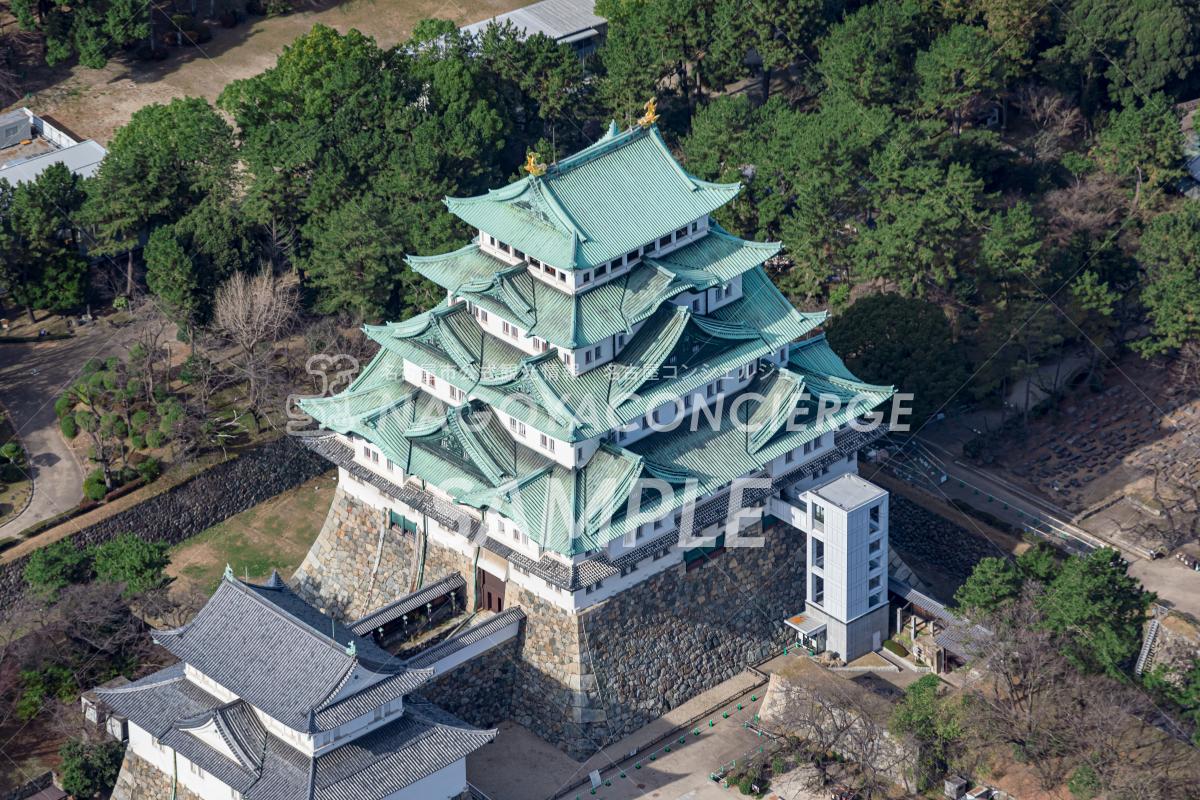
[151,576,432,732]
[644,224,782,288]
[445,124,741,269]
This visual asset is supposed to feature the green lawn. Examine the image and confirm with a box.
[167,472,335,594]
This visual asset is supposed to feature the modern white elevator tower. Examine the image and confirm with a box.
[799,473,891,661]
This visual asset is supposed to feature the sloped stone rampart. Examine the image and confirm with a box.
[0,435,330,606]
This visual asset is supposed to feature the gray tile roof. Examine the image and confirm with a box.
[312,699,496,800]
[408,608,525,669]
[98,664,495,800]
[888,577,990,659]
[351,574,467,635]
[153,575,431,732]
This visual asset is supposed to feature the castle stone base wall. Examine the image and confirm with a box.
[508,520,808,757]
[298,487,809,760]
[110,750,203,800]
[419,638,519,728]
[294,487,478,619]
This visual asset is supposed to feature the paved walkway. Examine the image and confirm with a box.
[470,655,827,800]
[0,318,150,541]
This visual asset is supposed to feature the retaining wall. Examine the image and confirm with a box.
[0,435,331,606]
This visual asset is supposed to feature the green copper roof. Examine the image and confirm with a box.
[354,269,822,442]
[444,125,741,270]
[409,231,792,351]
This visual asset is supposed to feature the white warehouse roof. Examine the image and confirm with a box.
[0,139,106,186]
[461,0,605,43]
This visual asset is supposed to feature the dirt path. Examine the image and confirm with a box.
[13,0,527,144]
[0,317,162,542]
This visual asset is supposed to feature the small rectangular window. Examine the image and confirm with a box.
[581,272,591,284]
[659,235,671,247]
[584,350,593,364]
[596,264,608,277]
[558,271,567,282]
[499,242,510,254]
[514,248,525,260]
[627,250,639,263]
[691,220,698,232]
[545,266,557,277]
[363,446,370,459]
[869,593,881,607]
[675,227,687,239]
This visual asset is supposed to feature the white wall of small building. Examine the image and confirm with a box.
[127,722,242,800]
[381,760,467,800]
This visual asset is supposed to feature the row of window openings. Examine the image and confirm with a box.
[810,575,884,609]
[486,220,699,288]
[782,434,826,466]
[506,417,557,453]
[362,445,396,473]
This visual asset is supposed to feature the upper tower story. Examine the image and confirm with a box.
[417,121,775,377]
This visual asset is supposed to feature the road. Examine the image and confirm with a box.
[886,437,1200,618]
[0,317,151,540]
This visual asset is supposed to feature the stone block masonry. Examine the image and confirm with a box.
[0,435,331,607]
[507,520,809,758]
[297,488,811,761]
[293,486,478,619]
[110,751,204,800]
[419,638,519,728]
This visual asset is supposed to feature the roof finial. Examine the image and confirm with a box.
[223,563,234,581]
[638,98,659,127]
[524,151,547,177]
[345,640,357,657]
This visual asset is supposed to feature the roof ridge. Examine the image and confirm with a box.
[220,577,357,659]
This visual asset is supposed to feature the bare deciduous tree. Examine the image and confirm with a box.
[213,270,299,422]
[1016,85,1083,162]
[1042,173,1126,245]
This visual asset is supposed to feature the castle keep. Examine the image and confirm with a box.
[294,117,897,757]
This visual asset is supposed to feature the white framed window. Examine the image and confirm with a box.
[508,418,526,437]
[421,370,436,389]
[538,433,555,452]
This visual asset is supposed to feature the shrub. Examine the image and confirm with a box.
[884,639,909,657]
[91,533,169,596]
[131,409,151,431]
[1068,765,1101,800]
[83,469,108,501]
[0,463,22,483]
[54,393,75,419]
[770,756,786,776]
[136,456,161,483]
[15,665,76,720]
[0,441,22,464]
[130,434,146,450]
[60,415,78,439]
[24,539,92,596]
[59,739,125,799]
[737,774,755,795]
[145,429,166,449]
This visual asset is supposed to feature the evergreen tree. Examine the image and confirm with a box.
[953,556,1022,613]
[11,0,150,67]
[1092,95,1183,209]
[825,293,971,424]
[1136,200,1200,355]
[1039,548,1154,678]
[85,98,235,296]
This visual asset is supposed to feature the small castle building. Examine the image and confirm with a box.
[94,571,494,800]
